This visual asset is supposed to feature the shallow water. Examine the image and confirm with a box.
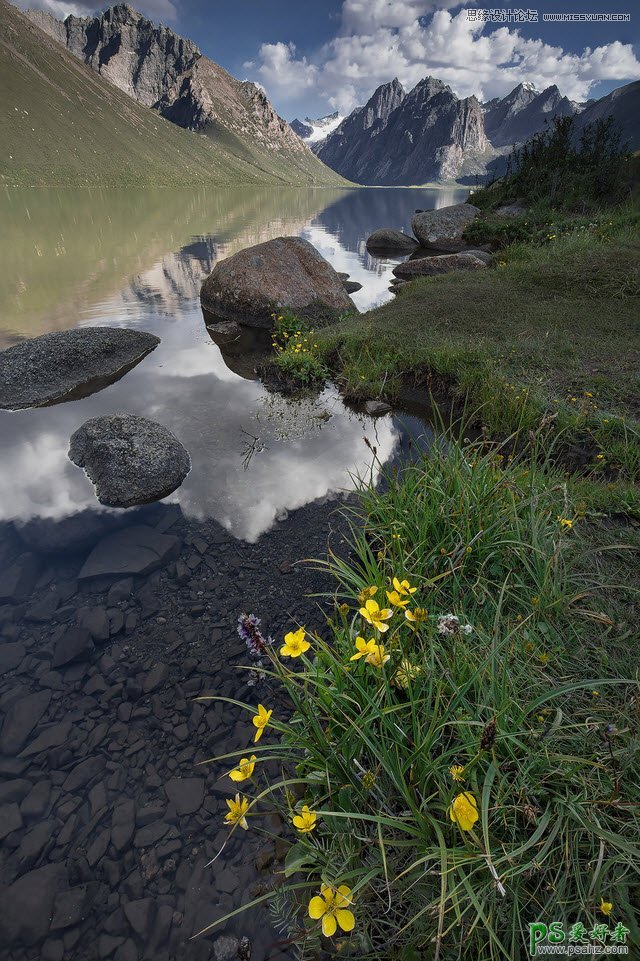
[0,184,466,540]
[0,184,466,961]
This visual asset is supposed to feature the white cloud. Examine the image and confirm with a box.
[247,2,640,113]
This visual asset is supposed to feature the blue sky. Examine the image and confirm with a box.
[15,0,640,119]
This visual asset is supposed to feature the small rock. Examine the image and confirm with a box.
[51,626,94,668]
[392,252,486,279]
[77,605,110,642]
[366,228,419,253]
[50,886,90,930]
[164,777,205,816]
[364,399,391,416]
[0,802,22,840]
[0,690,51,755]
[141,662,169,694]
[214,934,240,961]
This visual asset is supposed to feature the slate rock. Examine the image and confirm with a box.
[411,203,481,251]
[111,799,136,853]
[17,819,54,870]
[77,605,110,642]
[165,777,205,816]
[200,236,357,328]
[0,802,23,840]
[366,228,419,253]
[0,689,51,754]
[51,626,94,668]
[0,641,26,673]
[79,526,181,580]
[69,414,191,508]
[21,780,52,819]
[50,886,90,931]
[0,327,160,410]
[142,662,169,694]
[0,552,42,603]
[62,756,104,792]
[20,721,72,758]
[0,863,68,946]
[122,898,156,939]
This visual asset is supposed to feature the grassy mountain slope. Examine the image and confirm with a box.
[0,0,346,187]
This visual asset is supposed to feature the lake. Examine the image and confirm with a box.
[0,184,466,961]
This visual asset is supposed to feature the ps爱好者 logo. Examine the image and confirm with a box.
[528,919,631,955]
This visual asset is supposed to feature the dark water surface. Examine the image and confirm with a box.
[0,185,465,961]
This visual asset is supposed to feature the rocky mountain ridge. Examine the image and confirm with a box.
[290,111,344,144]
[26,3,315,162]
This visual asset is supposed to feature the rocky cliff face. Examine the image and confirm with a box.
[26,3,310,159]
[484,82,578,146]
[573,79,640,151]
[316,76,593,184]
[316,77,490,184]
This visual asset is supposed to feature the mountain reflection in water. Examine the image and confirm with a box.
[0,186,462,542]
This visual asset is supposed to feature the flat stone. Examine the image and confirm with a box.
[21,780,52,819]
[107,578,134,605]
[87,828,111,866]
[0,553,42,604]
[0,777,31,804]
[62,756,104,793]
[17,819,54,870]
[77,605,110,642]
[392,252,487,279]
[111,800,136,853]
[0,690,51,754]
[51,626,94,668]
[0,641,26,673]
[50,886,90,931]
[0,863,67,946]
[141,662,169,694]
[79,526,181,580]
[411,203,480,251]
[165,777,205,816]
[0,327,160,410]
[122,898,156,939]
[0,802,23,840]
[69,414,191,509]
[20,721,72,758]
[364,399,392,416]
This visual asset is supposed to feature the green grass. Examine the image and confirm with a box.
[314,217,640,492]
[197,439,640,959]
[0,0,346,187]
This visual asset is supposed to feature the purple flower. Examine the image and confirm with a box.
[237,613,273,659]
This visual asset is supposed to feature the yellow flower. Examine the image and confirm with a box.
[359,598,393,632]
[449,764,465,782]
[392,576,417,597]
[558,517,574,530]
[393,659,422,689]
[224,793,249,830]
[229,755,257,782]
[538,652,550,665]
[349,636,378,661]
[386,590,409,608]
[599,899,613,917]
[357,585,378,605]
[252,704,272,743]
[448,792,479,831]
[308,884,355,938]
[292,804,317,833]
[365,643,390,669]
[338,603,350,616]
[280,627,310,658]
[405,607,428,625]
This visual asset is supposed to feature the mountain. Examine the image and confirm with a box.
[290,111,344,145]
[484,82,578,146]
[573,80,640,151]
[316,77,491,185]
[10,1,344,186]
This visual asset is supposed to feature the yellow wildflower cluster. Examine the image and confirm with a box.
[270,314,319,358]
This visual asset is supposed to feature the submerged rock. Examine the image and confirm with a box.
[342,279,363,293]
[411,203,480,251]
[69,414,191,508]
[366,228,418,253]
[392,252,487,279]
[78,524,181,579]
[200,236,357,328]
[0,328,160,410]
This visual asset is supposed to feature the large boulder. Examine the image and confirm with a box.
[0,328,160,410]
[392,253,487,279]
[411,203,480,252]
[69,414,191,508]
[200,236,357,328]
[366,228,418,254]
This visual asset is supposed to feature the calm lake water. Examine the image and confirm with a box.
[0,185,466,961]
[0,185,466,542]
